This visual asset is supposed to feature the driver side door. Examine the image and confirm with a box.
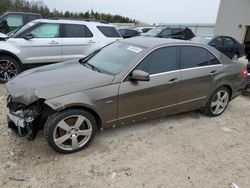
[19,22,63,64]
[117,46,181,125]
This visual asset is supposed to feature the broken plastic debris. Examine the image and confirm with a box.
[231,182,240,188]
[222,127,232,133]
[111,172,116,179]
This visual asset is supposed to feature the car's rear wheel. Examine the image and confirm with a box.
[203,87,230,117]
[44,109,97,154]
[0,56,21,83]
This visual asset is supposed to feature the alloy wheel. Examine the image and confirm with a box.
[53,115,93,151]
[0,59,18,81]
[211,90,229,115]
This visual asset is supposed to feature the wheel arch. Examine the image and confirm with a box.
[0,50,23,69]
[45,101,103,130]
[60,105,102,130]
[222,84,232,99]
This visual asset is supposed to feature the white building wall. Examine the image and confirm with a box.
[214,0,250,42]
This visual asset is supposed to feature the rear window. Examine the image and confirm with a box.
[63,24,93,38]
[97,26,121,38]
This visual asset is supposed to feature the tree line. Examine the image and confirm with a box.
[0,0,136,23]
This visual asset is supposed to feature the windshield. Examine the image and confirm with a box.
[191,36,213,44]
[12,21,38,37]
[145,27,165,37]
[84,42,145,75]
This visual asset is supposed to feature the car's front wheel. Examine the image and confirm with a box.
[0,56,21,83]
[44,109,97,154]
[203,87,230,117]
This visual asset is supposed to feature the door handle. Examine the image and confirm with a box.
[167,78,178,85]
[50,41,59,44]
[88,40,96,44]
[210,70,217,76]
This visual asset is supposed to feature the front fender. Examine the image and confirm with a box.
[0,41,21,55]
[45,92,96,112]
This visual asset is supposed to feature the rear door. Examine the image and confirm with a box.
[20,22,63,64]
[62,24,98,61]
[118,47,181,124]
[177,46,223,111]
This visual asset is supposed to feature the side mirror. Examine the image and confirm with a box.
[130,70,150,82]
[23,33,34,40]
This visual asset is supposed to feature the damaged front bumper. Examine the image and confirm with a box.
[6,95,44,141]
[7,111,38,141]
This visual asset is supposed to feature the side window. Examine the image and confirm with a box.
[180,46,210,69]
[119,30,126,35]
[97,26,121,38]
[160,29,172,37]
[30,23,60,38]
[5,14,23,27]
[135,47,178,75]
[207,52,221,65]
[224,37,234,46]
[172,28,183,35]
[211,37,223,47]
[63,24,93,38]
[127,30,137,35]
[27,15,40,22]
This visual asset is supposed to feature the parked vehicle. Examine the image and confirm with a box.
[119,28,140,38]
[191,36,245,60]
[0,12,41,34]
[136,27,154,33]
[6,37,247,153]
[0,18,122,83]
[145,26,194,40]
[247,60,250,88]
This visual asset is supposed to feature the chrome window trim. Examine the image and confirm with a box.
[106,96,207,123]
[150,64,223,77]
[121,44,223,82]
[150,70,180,77]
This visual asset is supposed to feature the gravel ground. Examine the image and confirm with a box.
[0,84,250,188]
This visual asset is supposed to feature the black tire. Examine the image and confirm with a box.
[44,109,97,154]
[202,86,230,117]
[0,55,21,83]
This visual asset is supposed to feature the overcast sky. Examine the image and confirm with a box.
[42,0,221,24]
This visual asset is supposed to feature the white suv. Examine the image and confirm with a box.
[0,19,122,82]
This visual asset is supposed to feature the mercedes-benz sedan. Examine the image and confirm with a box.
[6,37,248,154]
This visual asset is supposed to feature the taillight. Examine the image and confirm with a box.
[242,67,247,78]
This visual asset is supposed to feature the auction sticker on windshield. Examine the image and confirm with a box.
[127,46,143,53]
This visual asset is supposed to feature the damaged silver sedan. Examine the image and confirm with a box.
[5,38,248,154]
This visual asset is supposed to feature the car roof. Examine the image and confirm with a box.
[121,37,222,56]
[5,12,41,16]
[35,19,113,27]
[121,37,196,48]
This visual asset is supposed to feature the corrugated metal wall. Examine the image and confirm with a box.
[214,0,250,42]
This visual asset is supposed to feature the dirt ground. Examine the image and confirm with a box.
[0,85,250,188]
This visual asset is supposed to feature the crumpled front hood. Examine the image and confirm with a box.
[5,60,114,105]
